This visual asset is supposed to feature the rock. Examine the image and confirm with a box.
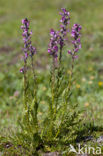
[43,152,61,156]
[97,136,103,143]
[84,136,93,142]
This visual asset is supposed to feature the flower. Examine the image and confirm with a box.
[84,102,89,107]
[21,18,36,61]
[68,50,72,55]
[76,84,81,89]
[68,24,82,59]
[71,24,82,51]
[29,45,36,56]
[59,8,70,33]
[48,29,59,58]
[82,77,86,82]
[88,81,93,84]
[14,91,19,97]
[20,67,24,73]
[90,76,95,80]
[59,8,70,48]
[98,81,103,86]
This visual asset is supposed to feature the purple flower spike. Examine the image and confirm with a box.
[68,23,82,58]
[59,8,70,49]
[29,45,36,56]
[21,18,36,61]
[59,8,70,37]
[48,29,59,58]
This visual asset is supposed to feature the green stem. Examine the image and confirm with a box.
[49,57,56,137]
[31,56,38,131]
[23,59,30,124]
[54,46,63,116]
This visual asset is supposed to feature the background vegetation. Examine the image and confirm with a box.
[0,0,103,155]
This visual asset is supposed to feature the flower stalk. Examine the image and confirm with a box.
[66,24,82,107]
[21,18,38,130]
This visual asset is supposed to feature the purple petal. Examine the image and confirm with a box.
[22,19,25,24]
[68,50,72,55]
[54,46,58,52]
[73,55,78,59]
[50,29,55,36]
[48,48,51,53]
[74,48,79,52]
[20,68,24,73]
[79,44,81,49]
[77,38,80,43]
